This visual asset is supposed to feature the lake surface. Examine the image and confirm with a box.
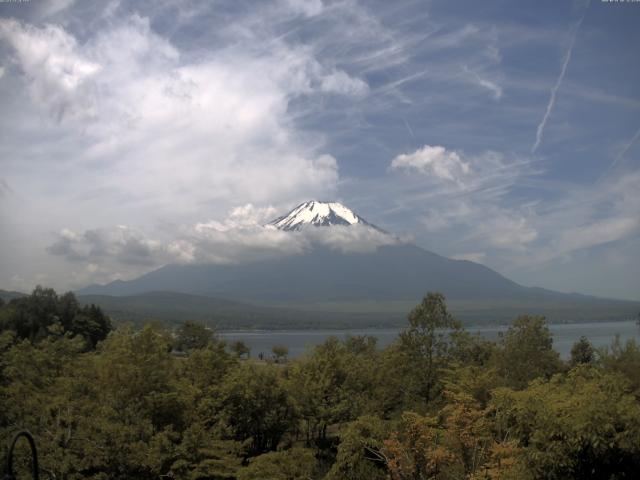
[220,320,640,359]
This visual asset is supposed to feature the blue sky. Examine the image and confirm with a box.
[0,0,638,300]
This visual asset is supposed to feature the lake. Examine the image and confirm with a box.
[220,320,640,359]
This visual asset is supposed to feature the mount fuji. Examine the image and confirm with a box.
[77,201,639,326]
[269,200,382,231]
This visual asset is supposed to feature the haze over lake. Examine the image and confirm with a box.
[221,320,640,359]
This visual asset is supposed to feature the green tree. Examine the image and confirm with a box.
[396,292,462,405]
[0,333,94,479]
[496,315,561,389]
[237,448,316,480]
[492,366,640,479]
[173,320,214,352]
[213,363,296,455]
[181,341,236,392]
[325,416,388,480]
[169,424,243,479]
[344,334,378,355]
[569,335,595,368]
[599,336,640,395]
[231,340,251,358]
[0,287,111,348]
[287,337,367,444]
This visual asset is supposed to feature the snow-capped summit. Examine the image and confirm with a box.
[269,201,375,231]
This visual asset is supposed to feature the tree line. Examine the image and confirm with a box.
[1,288,640,479]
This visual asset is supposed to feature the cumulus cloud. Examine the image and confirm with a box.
[48,226,168,266]
[0,13,361,220]
[395,145,638,269]
[195,204,279,232]
[391,145,472,184]
[181,220,402,264]
[319,69,369,96]
[387,146,540,253]
[0,18,101,120]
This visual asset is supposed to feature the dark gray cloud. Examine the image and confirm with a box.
[47,227,165,266]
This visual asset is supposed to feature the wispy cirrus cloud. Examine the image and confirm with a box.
[602,125,640,177]
[462,65,503,100]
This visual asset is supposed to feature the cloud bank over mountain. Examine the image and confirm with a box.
[46,203,403,287]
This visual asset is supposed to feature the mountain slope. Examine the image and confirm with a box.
[79,244,523,301]
[0,289,28,303]
[78,201,640,324]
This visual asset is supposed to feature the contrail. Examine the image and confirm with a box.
[597,125,640,182]
[532,9,588,153]
[610,126,640,170]
[402,117,415,138]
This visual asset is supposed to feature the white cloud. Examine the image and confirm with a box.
[195,204,279,232]
[182,220,402,264]
[47,204,403,285]
[1,0,637,300]
[476,214,538,250]
[462,169,640,269]
[48,225,168,266]
[0,18,101,120]
[36,0,77,19]
[282,0,324,17]
[0,14,362,221]
[421,198,538,253]
[463,65,502,100]
[385,147,541,255]
[451,252,487,263]
[603,125,640,176]
[319,69,369,96]
[422,202,474,232]
[555,217,639,254]
[391,145,471,184]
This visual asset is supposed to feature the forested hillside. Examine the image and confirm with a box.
[1,289,640,479]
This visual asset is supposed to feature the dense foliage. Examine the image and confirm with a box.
[0,286,112,348]
[1,289,640,479]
